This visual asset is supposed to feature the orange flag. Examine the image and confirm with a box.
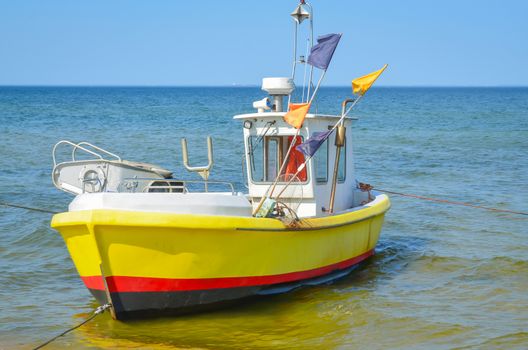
[284,103,311,129]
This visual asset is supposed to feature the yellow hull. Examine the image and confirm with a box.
[52,194,390,319]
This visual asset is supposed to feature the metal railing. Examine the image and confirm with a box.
[53,140,121,166]
[53,140,236,195]
[72,141,121,162]
[118,178,235,195]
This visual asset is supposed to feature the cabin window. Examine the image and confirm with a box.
[338,137,346,182]
[314,138,328,183]
[313,131,346,183]
[266,138,279,181]
[248,135,307,183]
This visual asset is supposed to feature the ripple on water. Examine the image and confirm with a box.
[1,87,527,349]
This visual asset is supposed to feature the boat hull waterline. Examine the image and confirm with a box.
[52,194,390,319]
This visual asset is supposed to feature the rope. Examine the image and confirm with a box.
[370,186,528,216]
[0,201,59,214]
[32,304,111,350]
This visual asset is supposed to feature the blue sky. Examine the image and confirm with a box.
[1,0,527,86]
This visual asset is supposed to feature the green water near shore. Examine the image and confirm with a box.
[0,87,527,349]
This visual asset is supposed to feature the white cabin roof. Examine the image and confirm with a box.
[233,112,356,121]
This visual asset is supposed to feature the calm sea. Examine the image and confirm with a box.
[0,87,527,349]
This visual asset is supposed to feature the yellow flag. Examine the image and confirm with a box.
[284,102,311,129]
[352,64,388,95]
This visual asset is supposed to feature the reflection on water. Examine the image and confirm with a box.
[73,236,436,349]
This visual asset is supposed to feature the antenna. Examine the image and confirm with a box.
[290,1,314,103]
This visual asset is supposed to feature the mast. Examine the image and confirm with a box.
[290,1,314,105]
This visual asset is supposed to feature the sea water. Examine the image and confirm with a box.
[0,87,527,349]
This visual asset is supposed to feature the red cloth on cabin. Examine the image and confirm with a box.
[284,136,307,181]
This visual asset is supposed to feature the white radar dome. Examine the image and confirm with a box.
[262,77,295,96]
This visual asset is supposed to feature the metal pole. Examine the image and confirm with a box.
[342,95,363,120]
[288,21,299,108]
[269,128,300,196]
[273,153,313,200]
[291,21,298,80]
[302,39,310,102]
[305,1,314,99]
[275,97,358,203]
[253,64,328,216]
[328,94,363,134]
[252,128,301,216]
[308,69,327,104]
[270,70,327,203]
[328,125,345,213]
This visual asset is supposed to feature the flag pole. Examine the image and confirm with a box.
[275,65,387,205]
[269,128,300,196]
[251,128,301,216]
[252,67,328,217]
[273,154,314,200]
[274,96,361,202]
[253,32,342,216]
[270,67,326,197]
[308,69,327,104]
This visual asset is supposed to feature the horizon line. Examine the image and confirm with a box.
[1,84,527,88]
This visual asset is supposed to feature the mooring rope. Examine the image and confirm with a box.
[372,187,528,216]
[1,200,111,348]
[3,186,527,218]
[32,304,111,350]
[0,201,59,214]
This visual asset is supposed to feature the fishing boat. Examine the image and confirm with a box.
[51,1,390,320]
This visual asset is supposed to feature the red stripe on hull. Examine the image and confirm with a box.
[83,249,374,293]
[82,275,106,290]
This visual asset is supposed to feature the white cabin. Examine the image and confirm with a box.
[235,111,361,218]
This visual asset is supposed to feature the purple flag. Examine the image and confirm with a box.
[296,130,333,157]
[307,33,342,70]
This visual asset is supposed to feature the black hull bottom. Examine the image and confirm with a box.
[88,260,369,320]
